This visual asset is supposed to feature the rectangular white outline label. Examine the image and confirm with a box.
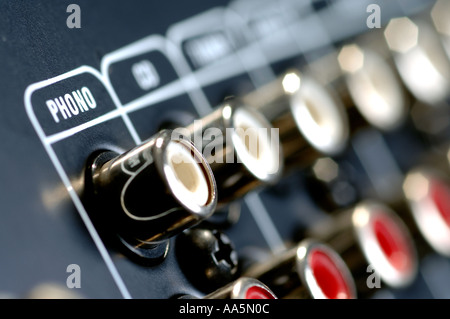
[24,66,132,299]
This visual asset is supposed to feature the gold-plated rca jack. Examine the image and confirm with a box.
[179,277,277,300]
[336,44,408,131]
[384,16,450,106]
[244,239,357,299]
[242,70,349,173]
[306,200,418,296]
[180,99,283,207]
[431,0,450,61]
[306,42,409,133]
[403,167,450,257]
[86,129,217,263]
[204,277,277,299]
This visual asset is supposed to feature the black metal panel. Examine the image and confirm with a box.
[0,0,447,299]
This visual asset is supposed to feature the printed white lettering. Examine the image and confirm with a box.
[45,87,96,123]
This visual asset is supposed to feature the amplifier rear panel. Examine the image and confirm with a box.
[0,0,448,299]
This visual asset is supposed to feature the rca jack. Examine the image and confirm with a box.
[244,239,357,299]
[179,277,277,300]
[431,0,450,62]
[384,16,450,106]
[86,129,217,264]
[183,99,283,207]
[306,200,418,296]
[336,44,408,132]
[242,70,349,173]
[403,168,450,257]
[306,42,409,133]
[204,277,277,299]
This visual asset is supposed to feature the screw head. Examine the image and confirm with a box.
[176,227,238,292]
